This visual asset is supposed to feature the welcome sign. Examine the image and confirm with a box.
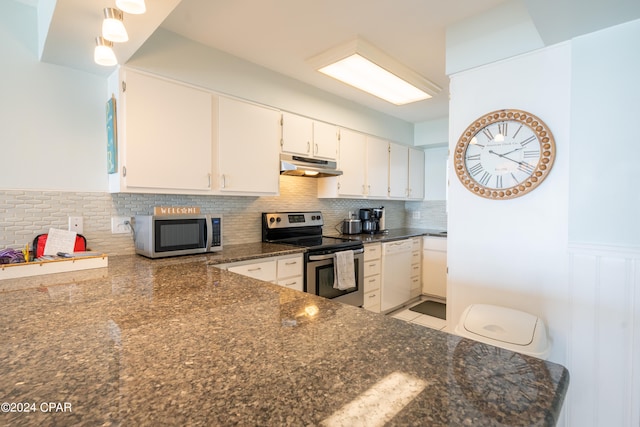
[153,206,201,215]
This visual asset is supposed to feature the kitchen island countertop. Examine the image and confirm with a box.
[327,227,447,243]
[0,254,568,426]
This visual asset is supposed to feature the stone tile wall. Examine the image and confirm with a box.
[1,176,438,255]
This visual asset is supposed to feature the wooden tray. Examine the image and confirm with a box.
[0,254,108,280]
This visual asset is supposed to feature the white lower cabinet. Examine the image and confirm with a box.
[422,236,447,299]
[363,243,382,313]
[217,254,304,292]
[410,237,422,299]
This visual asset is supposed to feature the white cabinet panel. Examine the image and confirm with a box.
[312,120,338,160]
[389,143,409,198]
[408,148,425,200]
[119,69,212,192]
[366,136,389,198]
[422,236,447,299]
[281,112,313,156]
[218,97,280,194]
[228,260,277,282]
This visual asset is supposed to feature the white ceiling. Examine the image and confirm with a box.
[32,0,640,123]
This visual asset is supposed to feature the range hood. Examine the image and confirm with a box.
[280,154,343,178]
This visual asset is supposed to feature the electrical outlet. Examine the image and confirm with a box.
[111,216,132,234]
[412,211,421,219]
[68,216,83,234]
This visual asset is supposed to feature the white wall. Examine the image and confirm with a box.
[569,20,640,247]
[0,1,108,192]
[448,20,640,426]
[448,43,572,361]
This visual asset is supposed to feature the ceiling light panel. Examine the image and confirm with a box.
[308,38,441,105]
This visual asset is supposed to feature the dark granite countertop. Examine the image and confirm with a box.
[0,252,568,426]
[327,227,447,243]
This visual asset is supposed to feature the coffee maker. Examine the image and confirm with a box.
[359,207,386,234]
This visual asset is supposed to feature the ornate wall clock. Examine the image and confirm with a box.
[454,109,556,200]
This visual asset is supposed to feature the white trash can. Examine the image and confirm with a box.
[454,304,550,360]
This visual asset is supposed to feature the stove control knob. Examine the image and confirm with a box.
[276,217,282,223]
[269,217,275,224]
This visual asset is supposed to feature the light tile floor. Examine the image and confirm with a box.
[389,298,450,332]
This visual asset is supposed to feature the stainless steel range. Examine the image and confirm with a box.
[262,211,364,307]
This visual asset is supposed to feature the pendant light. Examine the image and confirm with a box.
[116,0,146,15]
[94,37,117,66]
[102,8,128,43]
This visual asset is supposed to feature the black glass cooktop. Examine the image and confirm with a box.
[274,236,362,253]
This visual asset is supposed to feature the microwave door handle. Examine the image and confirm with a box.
[206,215,212,251]
[308,248,363,261]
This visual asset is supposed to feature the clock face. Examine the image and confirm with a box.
[454,109,555,200]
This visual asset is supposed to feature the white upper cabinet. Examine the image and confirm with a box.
[217,96,280,195]
[318,128,366,197]
[366,136,389,199]
[408,148,425,200]
[389,142,409,198]
[281,112,337,160]
[110,69,213,194]
[312,120,338,160]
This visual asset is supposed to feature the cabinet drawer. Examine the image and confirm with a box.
[277,255,303,279]
[364,260,381,277]
[364,243,381,261]
[277,276,304,292]
[410,275,421,291]
[228,260,276,282]
[411,263,421,277]
[363,290,381,312]
[364,274,380,293]
[411,251,421,265]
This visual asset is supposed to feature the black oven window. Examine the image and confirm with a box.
[315,259,359,299]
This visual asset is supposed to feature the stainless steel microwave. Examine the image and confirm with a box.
[134,214,222,258]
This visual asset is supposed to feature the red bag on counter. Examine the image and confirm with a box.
[32,234,87,258]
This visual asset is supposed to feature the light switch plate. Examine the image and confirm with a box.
[68,216,83,234]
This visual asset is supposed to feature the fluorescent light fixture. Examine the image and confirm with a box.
[94,37,117,66]
[308,38,441,105]
[116,0,146,14]
[102,8,128,43]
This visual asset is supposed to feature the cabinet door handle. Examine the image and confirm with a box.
[208,173,211,188]
[307,141,311,153]
[368,278,376,283]
[368,293,377,298]
[283,281,297,286]
[122,166,127,177]
[285,261,298,265]
[314,143,318,155]
[248,267,261,272]
[221,174,226,188]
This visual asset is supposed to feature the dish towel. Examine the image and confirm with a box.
[333,250,356,290]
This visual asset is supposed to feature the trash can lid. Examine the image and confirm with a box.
[460,304,540,346]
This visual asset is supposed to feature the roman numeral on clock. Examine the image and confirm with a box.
[498,122,508,137]
[482,128,494,141]
[466,154,481,161]
[468,163,484,176]
[495,175,503,188]
[523,150,540,159]
[479,172,491,186]
[520,135,537,146]
[518,162,535,174]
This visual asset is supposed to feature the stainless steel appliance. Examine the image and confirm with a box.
[262,211,364,307]
[341,217,362,235]
[360,206,386,234]
[134,214,222,258]
[280,154,343,177]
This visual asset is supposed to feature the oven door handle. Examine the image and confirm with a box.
[308,248,364,261]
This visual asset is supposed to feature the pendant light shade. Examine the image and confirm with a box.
[116,0,146,15]
[102,8,128,43]
[94,37,117,66]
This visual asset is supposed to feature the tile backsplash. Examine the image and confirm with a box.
[1,176,445,256]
